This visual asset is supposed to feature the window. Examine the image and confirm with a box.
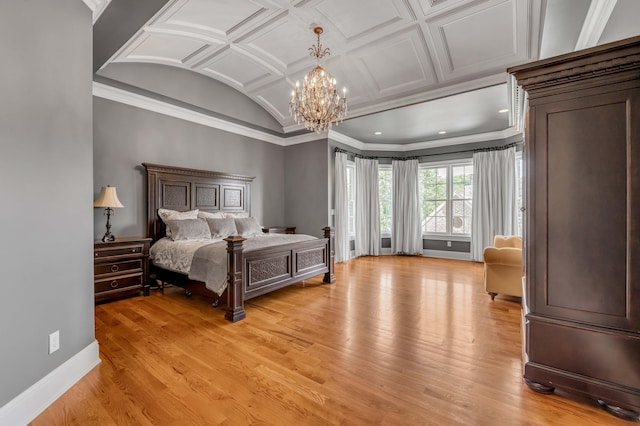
[378,165,392,235]
[346,161,356,237]
[419,161,473,236]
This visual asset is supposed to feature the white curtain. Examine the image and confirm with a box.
[355,157,380,256]
[334,152,351,263]
[471,146,518,261]
[392,159,422,254]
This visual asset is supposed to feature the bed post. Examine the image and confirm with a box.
[224,236,246,322]
[323,226,336,283]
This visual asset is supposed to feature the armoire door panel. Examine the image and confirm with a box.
[533,90,639,331]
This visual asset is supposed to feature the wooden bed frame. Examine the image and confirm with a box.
[143,163,335,322]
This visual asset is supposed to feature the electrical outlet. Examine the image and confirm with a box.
[49,330,60,354]
[447,241,452,247]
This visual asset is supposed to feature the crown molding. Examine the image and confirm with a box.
[330,128,521,152]
[328,131,367,151]
[93,82,314,146]
[575,0,617,51]
[81,0,112,24]
[93,81,520,152]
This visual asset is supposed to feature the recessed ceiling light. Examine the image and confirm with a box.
[438,131,447,135]
[374,131,382,135]
[499,109,509,113]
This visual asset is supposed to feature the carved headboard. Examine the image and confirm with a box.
[143,163,255,243]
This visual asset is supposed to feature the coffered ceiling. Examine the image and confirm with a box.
[93,0,640,147]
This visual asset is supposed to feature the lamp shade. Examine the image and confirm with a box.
[93,186,124,208]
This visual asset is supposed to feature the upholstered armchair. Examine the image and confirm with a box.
[483,235,523,300]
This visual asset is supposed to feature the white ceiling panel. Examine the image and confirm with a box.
[117,32,209,66]
[198,47,272,89]
[239,13,317,71]
[427,0,530,81]
[416,0,472,18]
[251,78,295,122]
[159,0,268,37]
[349,26,436,97]
[314,0,412,41]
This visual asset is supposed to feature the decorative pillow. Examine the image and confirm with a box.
[165,218,211,241]
[223,212,249,219]
[198,211,225,220]
[158,209,199,237]
[206,218,237,238]
[234,217,262,237]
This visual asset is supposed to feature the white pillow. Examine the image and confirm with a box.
[234,217,262,237]
[198,211,225,220]
[158,208,199,237]
[165,218,211,241]
[206,218,237,238]
[223,212,249,219]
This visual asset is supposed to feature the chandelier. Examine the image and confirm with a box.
[289,27,347,133]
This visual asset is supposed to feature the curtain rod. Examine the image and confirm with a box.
[334,141,520,161]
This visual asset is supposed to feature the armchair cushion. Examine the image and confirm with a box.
[483,235,523,299]
[483,247,521,266]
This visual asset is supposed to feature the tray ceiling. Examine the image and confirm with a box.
[95,0,640,147]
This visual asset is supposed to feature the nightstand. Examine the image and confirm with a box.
[262,226,296,234]
[94,237,151,303]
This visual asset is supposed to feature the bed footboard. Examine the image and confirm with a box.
[224,227,334,322]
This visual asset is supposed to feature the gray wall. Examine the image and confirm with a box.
[97,63,283,134]
[93,98,286,239]
[0,0,94,407]
[284,139,329,237]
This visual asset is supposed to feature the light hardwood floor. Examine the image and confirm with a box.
[33,256,628,425]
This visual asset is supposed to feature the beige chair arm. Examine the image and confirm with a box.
[483,247,522,266]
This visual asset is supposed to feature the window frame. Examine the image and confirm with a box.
[378,164,393,237]
[419,158,473,240]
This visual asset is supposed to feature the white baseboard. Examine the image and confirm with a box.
[422,249,472,261]
[0,340,101,426]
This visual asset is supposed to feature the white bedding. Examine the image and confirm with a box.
[150,233,318,295]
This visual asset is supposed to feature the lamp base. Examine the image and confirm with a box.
[102,207,115,242]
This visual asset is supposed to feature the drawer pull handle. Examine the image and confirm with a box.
[111,265,119,272]
[132,249,137,253]
[110,280,118,288]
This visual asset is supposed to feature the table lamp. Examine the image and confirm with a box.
[94,185,124,242]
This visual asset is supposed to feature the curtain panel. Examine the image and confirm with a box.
[471,146,518,261]
[391,159,422,254]
[334,152,351,263]
[355,157,380,256]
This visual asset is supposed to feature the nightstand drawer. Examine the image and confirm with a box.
[94,244,144,260]
[95,259,143,276]
[95,273,142,293]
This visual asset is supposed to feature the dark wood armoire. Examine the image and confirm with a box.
[509,36,640,420]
